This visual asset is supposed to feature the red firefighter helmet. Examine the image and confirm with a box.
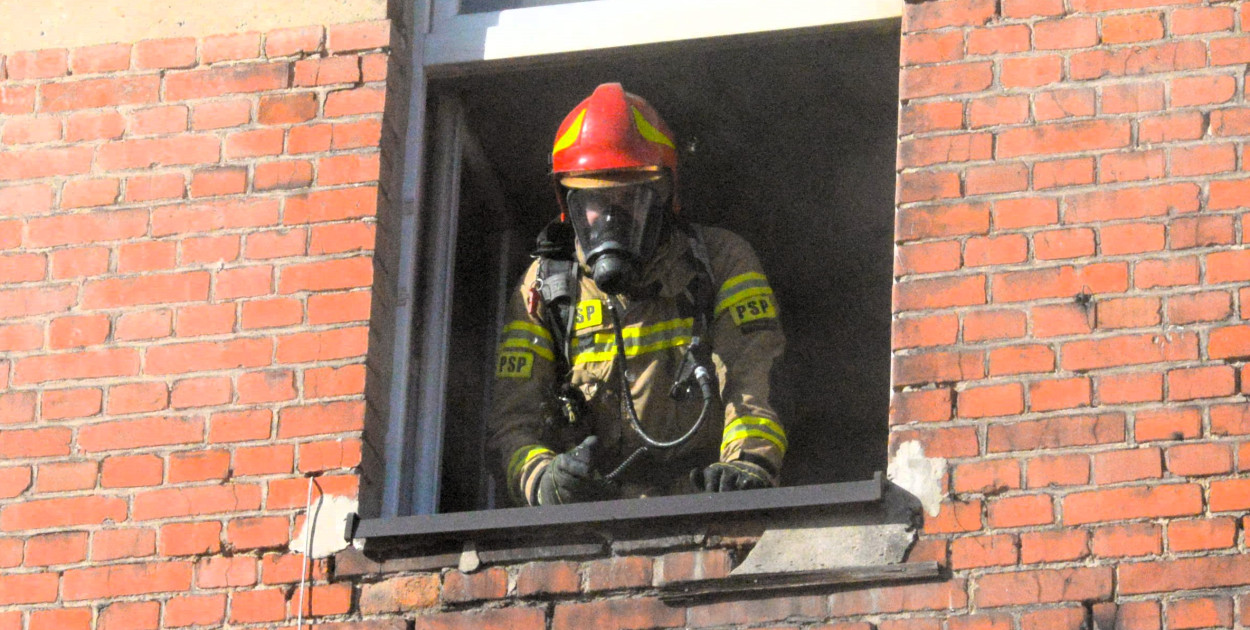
[551,83,678,194]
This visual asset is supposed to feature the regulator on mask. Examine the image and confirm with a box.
[563,176,669,295]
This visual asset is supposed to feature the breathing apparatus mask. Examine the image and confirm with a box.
[562,174,670,295]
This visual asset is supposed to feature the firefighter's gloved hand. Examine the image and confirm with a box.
[694,460,773,492]
[536,436,615,505]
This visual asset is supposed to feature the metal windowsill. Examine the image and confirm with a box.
[352,473,884,545]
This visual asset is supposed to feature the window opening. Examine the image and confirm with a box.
[427,21,900,514]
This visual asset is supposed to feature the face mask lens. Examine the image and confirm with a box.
[566,184,657,261]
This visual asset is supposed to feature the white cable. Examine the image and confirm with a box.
[296,476,320,629]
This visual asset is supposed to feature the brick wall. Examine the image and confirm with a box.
[3,1,1250,629]
[0,21,387,629]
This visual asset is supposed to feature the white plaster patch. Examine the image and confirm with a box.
[887,440,946,517]
[290,493,357,559]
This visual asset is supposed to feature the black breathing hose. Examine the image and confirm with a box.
[602,298,715,482]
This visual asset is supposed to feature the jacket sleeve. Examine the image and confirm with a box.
[484,261,560,506]
[704,227,788,483]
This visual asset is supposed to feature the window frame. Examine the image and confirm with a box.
[362,0,904,526]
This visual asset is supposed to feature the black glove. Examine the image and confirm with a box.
[693,460,773,493]
[536,436,616,505]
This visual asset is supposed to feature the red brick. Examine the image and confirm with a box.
[245,228,307,260]
[234,444,294,476]
[324,85,387,117]
[894,350,984,387]
[987,345,1052,376]
[133,484,262,521]
[1141,111,1205,143]
[1001,55,1063,88]
[1211,36,1250,66]
[1167,365,1235,401]
[895,275,986,312]
[229,588,286,623]
[1034,157,1094,190]
[191,99,251,131]
[100,454,164,489]
[290,123,334,153]
[285,186,378,223]
[133,37,196,69]
[1169,215,1234,250]
[443,567,509,603]
[146,338,272,374]
[584,556,653,592]
[1061,332,1197,372]
[1168,517,1236,552]
[418,608,547,630]
[1097,372,1162,405]
[1065,484,1202,525]
[950,534,1016,570]
[1070,41,1206,80]
[196,555,258,588]
[63,110,124,142]
[225,515,289,549]
[160,521,223,556]
[265,25,324,57]
[999,119,1131,159]
[267,474,356,509]
[98,135,220,171]
[360,574,440,613]
[125,173,185,203]
[965,233,1027,265]
[967,25,1029,56]
[362,52,388,81]
[897,170,960,203]
[307,291,372,324]
[225,127,285,158]
[70,43,131,73]
[1210,478,1250,512]
[166,594,227,628]
[82,272,210,310]
[895,202,990,242]
[237,369,297,402]
[190,167,246,198]
[893,314,959,349]
[254,159,314,191]
[276,400,365,439]
[1035,17,1098,49]
[203,32,261,63]
[208,409,273,443]
[987,494,1053,528]
[1172,143,1236,177]
[1119,555,1250,595]
[974,567,1112,607]
[1093,448,1162,485]
[899,101,963,136]
[0,145,94,181]
[168,449,231,483]
[988,413,1124,453]
[0,183,55,218]
[258,92,318,125]
[1021,529,1088,564]
[0,572,58,604]
[894,426,979,458]
[33,461,95,493]
[29,608,92,630]
[905,0,996,31]
[1026,453,1089,489]
[165,63,289,101]
[24,530,87,567]
[130,105,188,136]
[98,600,159,630]
[318,152,381,185]
[116,241,176,273]
[1102,12,1164,44]
[1137,408,1201,445]
[294,55,361,86]
[954,459,1020,494]
[1100,150,1166,184]
[115,309,173,341]
[41,387,102,420]
[298,439,362,473]
[1,494,127,531]
[1091,522,1161,558]
[1033,229,1094,264]
[305,364,366,398]
[516,560,581,596]
[6,49,68,80]
[2,115,63,145]
[924,499,982,534]
[80,415,203,453]
[1029,377,1090,412]
[327,20,390,52]
[1171,6,1235,34]
[92,528,156,562]
[962,310,1024,343]
[289,582,353,617]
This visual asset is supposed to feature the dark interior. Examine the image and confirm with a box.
[434,20,902,512]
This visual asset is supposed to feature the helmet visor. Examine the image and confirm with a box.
[565,182,664,263]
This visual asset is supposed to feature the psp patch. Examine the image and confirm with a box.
[496,350,534,379]
[574,299,603,330]
[729,295,777,326]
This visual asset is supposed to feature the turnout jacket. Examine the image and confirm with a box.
[486,225,787,506]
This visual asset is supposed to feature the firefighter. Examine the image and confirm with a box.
[485,83,787,506]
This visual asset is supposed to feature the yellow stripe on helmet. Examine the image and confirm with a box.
[553,108,587,155]
[632,107,675,149]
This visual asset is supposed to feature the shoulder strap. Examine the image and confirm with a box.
[532,220,580,375]
[682,223,717,339]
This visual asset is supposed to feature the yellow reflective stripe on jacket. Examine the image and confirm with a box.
[721,416,788,455]
[499,320,555,362]
[715,272,774,316]
[506,444,553,485]
[570,317,692,365]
